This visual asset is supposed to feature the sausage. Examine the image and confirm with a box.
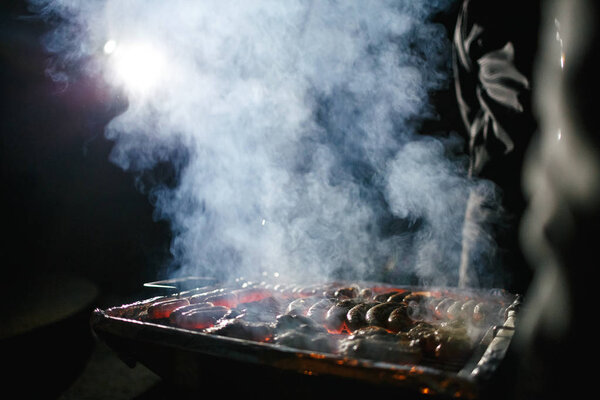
[387,304,413,332]
[168,302,215,324]
[333,287,359,299]
[275,330,337,353]
[358,288,373,299]
[188,288,227,304]
[406,321,436,340]
[460,299,478,320]
[349,325,394,339]
[321,282,346,298]
[324,299,359,332]
[373,291,401,302]
[346,302,380,331]
[365,302,403,329]
[433,298,455,319]
[285,297,319,316]
[412,331,440,356]
[339,336,422,364]
[173,306,229,330]
[387,291,412,303]
[434,334,472,361]
[445,299,466,320]
[147,298,190,320]
[437,319,469,337]
[235,296,282,323]
[402,293,429,303]
[204,318,274,342]
[306,299,335,325]
[403,293,433,320]
[202,293,238,308]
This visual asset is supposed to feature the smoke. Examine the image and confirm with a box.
[27,0,484,287]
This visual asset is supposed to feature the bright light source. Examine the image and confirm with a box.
[103,39,117,55]
[105,40,166,94]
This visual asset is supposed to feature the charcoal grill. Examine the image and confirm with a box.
[90,278,520,399]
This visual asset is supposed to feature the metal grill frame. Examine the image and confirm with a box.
[90,281,520,398]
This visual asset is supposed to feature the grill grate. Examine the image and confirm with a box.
[91,279,520,398]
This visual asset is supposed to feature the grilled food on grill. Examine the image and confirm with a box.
[346,301,379,331]
[135,282,511,367]
[168,302,215,325]
[365,302,404,330]
[174,306,229,330]
[147,298,189,319]
[324,299,360,332]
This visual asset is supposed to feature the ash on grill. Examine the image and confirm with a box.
[114,282,512,371]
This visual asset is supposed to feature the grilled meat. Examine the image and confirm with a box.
[132,283,511,367]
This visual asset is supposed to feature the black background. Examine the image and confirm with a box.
[1,1,173,300]
[1,1,174,397]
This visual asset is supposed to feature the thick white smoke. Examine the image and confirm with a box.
[29,0,484,286]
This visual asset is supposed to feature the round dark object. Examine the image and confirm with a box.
[346,302,380,331]
[324,299,359,331]
[306,299,335,325]
[365,302,403,329]
[387,304,413,332]
[387,291,412,303]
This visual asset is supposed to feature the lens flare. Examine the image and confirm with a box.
[105,40,166,94]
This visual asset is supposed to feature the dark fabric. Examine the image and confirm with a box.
[453,0,541,293]
[453,0,540,189]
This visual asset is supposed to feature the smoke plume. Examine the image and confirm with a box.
[28,0,490,287]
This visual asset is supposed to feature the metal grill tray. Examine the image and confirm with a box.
[90,280,520,399]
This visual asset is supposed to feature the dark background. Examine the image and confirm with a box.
[1,1,174,397]
[0,1,174,301]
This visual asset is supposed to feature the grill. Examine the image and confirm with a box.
[90,278,520,399]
